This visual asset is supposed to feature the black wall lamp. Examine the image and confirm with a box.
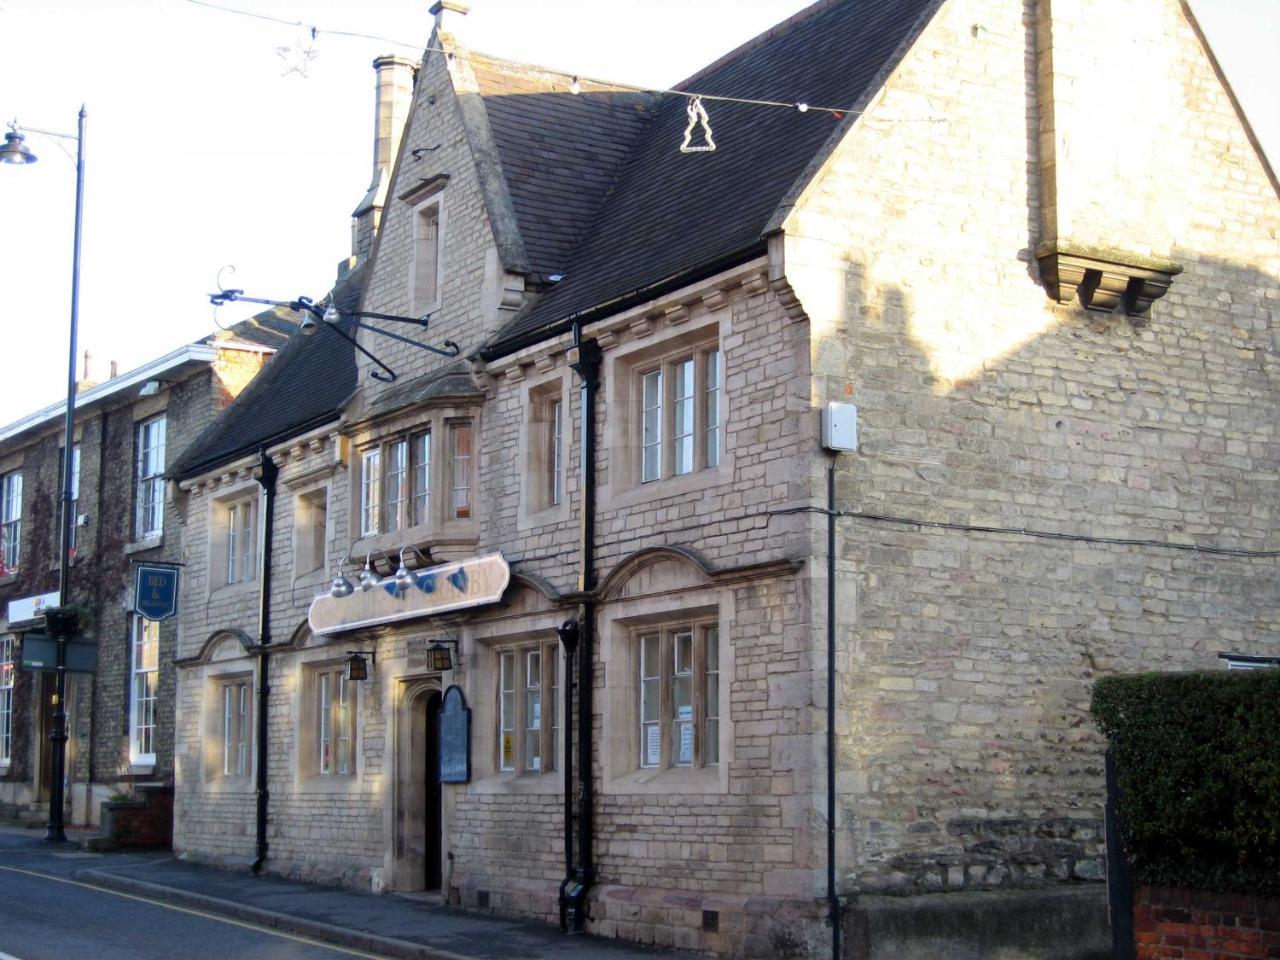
[428,635,459,672]
[345,649,377,682]
[207,287,461,383]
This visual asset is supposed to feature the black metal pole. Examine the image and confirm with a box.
[567,325,601,931]
[827,457,840,960]
[46,105,86,845]
[557,620,578,932]
[252,450,278,874]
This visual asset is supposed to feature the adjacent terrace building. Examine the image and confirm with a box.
[0,317,289,833]
[171,2,1280,958]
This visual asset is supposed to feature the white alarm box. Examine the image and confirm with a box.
[821,402,858,452]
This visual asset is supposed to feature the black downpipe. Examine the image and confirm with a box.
[252,449,278,875]
[827,458,841,959]
[564,325,601,932]
[556,620,578,932]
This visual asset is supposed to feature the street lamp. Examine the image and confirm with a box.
[3,108,87,843]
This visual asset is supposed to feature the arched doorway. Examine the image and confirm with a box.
[423,689,442,890]
[396,681,444,892]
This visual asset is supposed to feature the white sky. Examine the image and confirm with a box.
[0,0,1275,415]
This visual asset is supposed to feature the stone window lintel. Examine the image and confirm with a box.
[1035,242,1182,316]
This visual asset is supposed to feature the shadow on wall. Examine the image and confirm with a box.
[822,250,1279,896]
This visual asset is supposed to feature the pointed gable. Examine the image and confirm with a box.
[485,0,938,353]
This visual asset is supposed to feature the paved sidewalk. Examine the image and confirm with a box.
[72,855,687,960]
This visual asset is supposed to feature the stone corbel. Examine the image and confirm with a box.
[1035,242,1182,316]
[769,277,809,323]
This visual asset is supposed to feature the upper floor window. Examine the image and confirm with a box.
[360,430,431,538]
[639,347,721,483]
[638,621,719,770]
[68,445,80,553]
[135,415,166,540]
[449,422,472,520]
[130,616,160,765]
[223,495,258,585]
[294,488,328,576]
[498,642,559,774]
[0,635,14,766]
[411,197,443,316]
[0,470,21,574]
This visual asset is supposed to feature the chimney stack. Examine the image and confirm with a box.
[430,1,469,34]
[349,54,417,266]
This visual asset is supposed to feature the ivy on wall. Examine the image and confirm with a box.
[1092,669,1280,895]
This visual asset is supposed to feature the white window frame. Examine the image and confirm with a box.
[135,415,166,540]
[130,616,160,765]
[409,194,444,317]
[0,470,21,574]
[358,428,437,539]
[224,496,258,586]
[637,345,721,485]
[0,634,14,766]
[220,677,252,779]
[313,665,355,777]
[636,620,720,772]
[293,487,329,577]
[497,641,559,775]
[65,445,80,553]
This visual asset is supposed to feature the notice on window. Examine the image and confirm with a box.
[502,733,514,769]
[678,722,693,765]
[645,725,660,767]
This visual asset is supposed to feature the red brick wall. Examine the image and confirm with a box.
[1136,886,1280,959]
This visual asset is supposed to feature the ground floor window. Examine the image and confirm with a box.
[498,642,559,774]
[0,634,13,765]
[220,678,252,778]
[131,617,160,764]
[314,665,354,776]
[638,622,719,770]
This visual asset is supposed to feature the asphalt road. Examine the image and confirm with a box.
[0,831,386,960]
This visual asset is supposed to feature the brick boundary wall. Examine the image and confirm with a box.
[1136,885,1280,959]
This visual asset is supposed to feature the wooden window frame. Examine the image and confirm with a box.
[636,620,720,771]
[496,641,559,775]
[636,345,721,485]
[134,415,166,540]
[0,470,21,573]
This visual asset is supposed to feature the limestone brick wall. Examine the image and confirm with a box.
[784,0,1280,894]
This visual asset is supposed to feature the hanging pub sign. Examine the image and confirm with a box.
[438,685,471,784]
[134,563,181,621]
[308,552,510,636]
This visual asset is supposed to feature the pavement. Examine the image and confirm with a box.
[0,824,686,960]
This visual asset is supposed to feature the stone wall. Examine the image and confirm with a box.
[784,0,1280,895]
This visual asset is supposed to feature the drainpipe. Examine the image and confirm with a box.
[556,618,579,932]
[564,324,601,932]
[827,457,840,960]
[252,449,278,875]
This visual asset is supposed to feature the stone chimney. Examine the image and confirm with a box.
[430,0,469,34]
[349,54,418,265]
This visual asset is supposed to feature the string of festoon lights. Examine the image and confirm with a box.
[184,0,944,151]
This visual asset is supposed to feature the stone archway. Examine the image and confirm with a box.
[394,679,443,891]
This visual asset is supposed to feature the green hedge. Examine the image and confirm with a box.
[1091,669,1280,895]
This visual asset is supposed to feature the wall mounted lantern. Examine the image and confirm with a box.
[345,649,377,682]
[428,636,458,672]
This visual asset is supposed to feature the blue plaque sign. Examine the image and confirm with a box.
[134,563,180,621]
[438,684,471,784]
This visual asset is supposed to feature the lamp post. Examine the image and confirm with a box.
[2,107,87,843]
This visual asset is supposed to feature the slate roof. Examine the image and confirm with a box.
[209,308,297,350]
[479,0,936,356]
[471,54,656,282]
[170,263,366,480]
[366,358,483,420]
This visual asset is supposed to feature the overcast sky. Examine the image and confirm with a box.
[0,0,1275,415]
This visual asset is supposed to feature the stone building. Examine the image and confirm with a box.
[169,1,1279,957]
[0,319,289,832]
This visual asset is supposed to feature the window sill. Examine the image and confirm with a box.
[124,537,162,556]
[202,775,255,793]
[469,770,564,796]
[0,572,17,588]
[606,459,733,512]
[209,580,259,602]
[296,773,364,795]
[351,526,480,562]
[129,761,156,776]
[604,764,723,796]
[518,499,571,533]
